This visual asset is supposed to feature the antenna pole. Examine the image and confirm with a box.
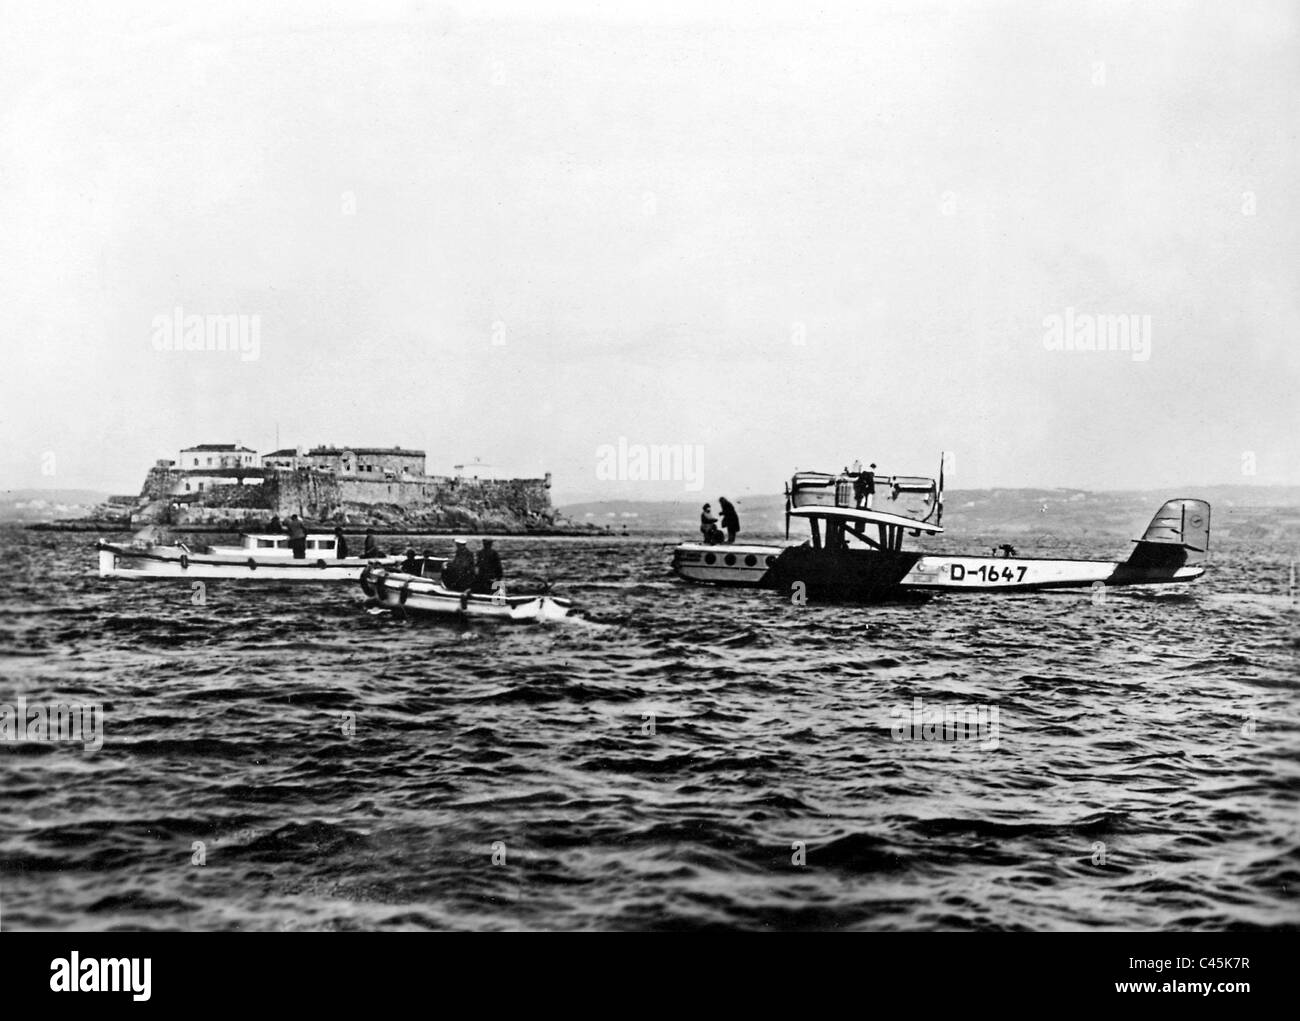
[937,451,948,526]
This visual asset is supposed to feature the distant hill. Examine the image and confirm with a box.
[560,485,1300,544]
[0,489,112,522]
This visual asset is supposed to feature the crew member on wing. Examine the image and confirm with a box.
[854,464,877,509]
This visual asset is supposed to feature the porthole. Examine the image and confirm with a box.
[744,554,757,567]
[724,554,736,566]
[704,553,716,565]
[766,556,776,567]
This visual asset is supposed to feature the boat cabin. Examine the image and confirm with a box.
[214,533,348,556]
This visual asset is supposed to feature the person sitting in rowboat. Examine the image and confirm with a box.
[401,548,420,574]
[442,539,477,591]
[473,539,504,594]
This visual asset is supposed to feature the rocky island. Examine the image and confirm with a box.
[80,443,561,533]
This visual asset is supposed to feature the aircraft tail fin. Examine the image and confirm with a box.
[1125,498,1211,568]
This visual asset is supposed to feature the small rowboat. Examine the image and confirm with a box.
[96,539,414,582]
[360,566,574,622]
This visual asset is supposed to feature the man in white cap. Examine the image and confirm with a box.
[441,538,477,591]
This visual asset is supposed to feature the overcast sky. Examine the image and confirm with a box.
[1,0,1296,502]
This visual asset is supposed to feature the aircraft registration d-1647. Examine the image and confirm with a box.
[672,457,1210,603]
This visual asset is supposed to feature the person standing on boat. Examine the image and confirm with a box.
[700,503,722,545]
[268,514,282,532]
[286,514,308,559]
[473,539,504,595]
[718,497,740,544]
[334,527,349,560]
[362,529,383,558]
[442,539,477,591]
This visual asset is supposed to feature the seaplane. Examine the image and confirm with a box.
[672,458,1210,602]
[96,530,418,581]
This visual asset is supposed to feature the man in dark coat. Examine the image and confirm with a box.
[333,527,349,560]
[718,497,740,543]
[473,539,504,594]
[286,514,308,559]
[442,539,476,591]
[854,464,877,509]
[362,529,383,558]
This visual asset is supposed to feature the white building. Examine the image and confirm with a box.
[172,443,262,496]
[179,444,259,470]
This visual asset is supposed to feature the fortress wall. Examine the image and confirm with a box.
[338,478,445,505]
[264,469,343,518]
[335,476,553,520]
[202,483,272,509]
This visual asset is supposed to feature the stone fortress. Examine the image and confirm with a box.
[128,442,556,531]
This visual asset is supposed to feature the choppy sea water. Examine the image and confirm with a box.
[0,526,1296,931]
